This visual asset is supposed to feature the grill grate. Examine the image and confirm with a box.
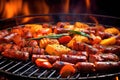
[0,55,120,80]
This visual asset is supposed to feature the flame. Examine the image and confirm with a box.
[116,76,119,80]
[85,0,91,12]
[1,0,22,18]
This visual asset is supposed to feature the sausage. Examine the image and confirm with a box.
[21,47,45,55]
[0,30,9,42]
[61,54,87,64]
[94,61,120,72]
[3,33,18,42]
[73,42,99,54]
[75,62,95,73]
[89,53,119,62]
[32,54,60,63]
[68,50,88,57]
[52,61,74,70]
[1,49,29,61]
[54,28,70,34]
[25,40,38,47]
[0,43,20,52]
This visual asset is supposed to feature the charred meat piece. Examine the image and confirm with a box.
[89,53,119,62]
[21,47,44,55]
[61,54,87,64]
[0,43,20,52]
[54,28,70,34]
[25,40,38,47]
[94,61,120,72]
[1,49,29,61]
[75,62,95,73]
[32,54,60,63]
[52,61,74,70]
[73,42,99,54]
[68,50,88,57]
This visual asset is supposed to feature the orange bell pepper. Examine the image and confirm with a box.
[60,64,76,78]
[35,58,52,69]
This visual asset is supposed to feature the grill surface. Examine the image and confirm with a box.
[0,14,120,80]
[0,55,120,80]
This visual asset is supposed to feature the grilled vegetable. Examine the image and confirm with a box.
[35,58,52,69]
[39,38,59,48]
[29,33,69,40]
[45,44,71,56]
[58,35,72,44]
[100,37,116,46]
[104,27,119,35]
[60,64,76,78]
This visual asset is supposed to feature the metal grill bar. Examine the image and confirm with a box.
[28,68,39,77]
[47,70,56,78]
[19,65,35,75]
[37,70,47,78]
[0,60,7,65]
[5,61,22,72]
[0,61,14,69]
[12,61,31,74]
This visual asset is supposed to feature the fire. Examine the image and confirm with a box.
[85,0,99,25]
[0,0,22,18]
[85,0,91,12]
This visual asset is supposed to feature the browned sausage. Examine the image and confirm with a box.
[68,50,88,57]
[0,43,20,52]
[21,47,45,55]
[3,33,18,42]
[73,42,99,54]
[25,40,38,47]
[54,28,70,34]
[32,54,60,63]
[75,62,95,73]
[1,49,29,61]
[89,53,119,62]
[61,54,87,64]
[52,61,74,70]
[94,61,120,72]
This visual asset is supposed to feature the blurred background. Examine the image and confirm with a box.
[0,0,120,19]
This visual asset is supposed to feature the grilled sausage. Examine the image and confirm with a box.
[52,61,74,70]
[94,61,120,72]
[73,42,99,54]
[25,40,38,47]
[0,43,20,52]
[89,53,119,62]
[32,54,60,63]
[54,28,70,34]
[61,54,87,64]
[1,49,29,61]
[21,47,44,55]
[68,50,88,57]
[3,33,18,42]
[75,62,95,73]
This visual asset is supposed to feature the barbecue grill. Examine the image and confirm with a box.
[0,14,120,80]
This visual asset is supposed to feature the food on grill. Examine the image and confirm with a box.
[52,61,75,70]
[75,62,95,73]
[35,58,53,69]
[1,49,29,61]
[94,61,120,72]
[60,64,76,78]
[45,44,71,56]
[21,47,45,55]
[61,54,87,64]
[89,53,119,62]
[32,54,60,63]
[0,22,120,77]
